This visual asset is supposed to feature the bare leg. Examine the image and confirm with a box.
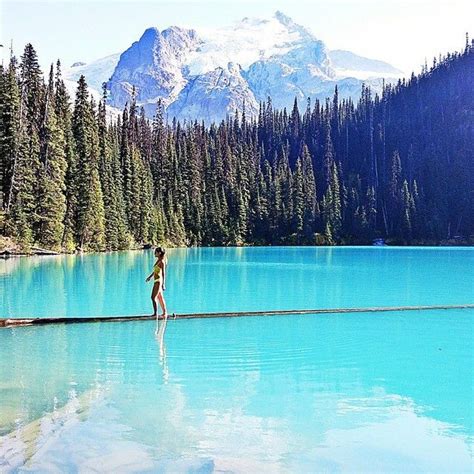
[151,283,159,317]
[157,291,168,318]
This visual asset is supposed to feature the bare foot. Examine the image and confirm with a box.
[159,313,168,320]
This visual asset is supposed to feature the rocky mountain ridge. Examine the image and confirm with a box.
[64,11,404,123]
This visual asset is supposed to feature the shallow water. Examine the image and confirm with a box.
[0,310,473,471]
[1,247,473,471]
[1,246,473,318]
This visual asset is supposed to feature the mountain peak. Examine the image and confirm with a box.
[69,13,403,124]
[140,27,160,41]
[161,25,199,45]
[274,11,314,39]
[274,10,294,27]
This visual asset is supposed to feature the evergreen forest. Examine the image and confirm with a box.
[0,42,473,251]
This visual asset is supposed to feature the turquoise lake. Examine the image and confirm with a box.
[1,247,473,471]
[1,246,474,318]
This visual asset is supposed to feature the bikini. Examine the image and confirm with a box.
[153,262,161,283]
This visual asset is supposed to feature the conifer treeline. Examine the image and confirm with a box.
[0,43,472,250]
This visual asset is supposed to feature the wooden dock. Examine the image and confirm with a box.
[1,304,473,328]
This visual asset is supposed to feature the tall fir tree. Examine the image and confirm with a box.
[98,90,129,249]
[72,76,105,250]
[36,71,67,249]
[1,42,472,250]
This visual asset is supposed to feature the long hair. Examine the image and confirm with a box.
[155,246,167,263]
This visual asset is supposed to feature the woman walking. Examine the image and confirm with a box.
[146,247,168,319]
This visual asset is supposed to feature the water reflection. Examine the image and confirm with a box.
[2,374,471,471]
[155,318,168,383]
[1,309,473,470]
[0,386,105,470]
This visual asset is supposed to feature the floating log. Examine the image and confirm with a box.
[0,247,61,257]
[1,304,473,328]
[31,246,60,256]
[0,249,28,257]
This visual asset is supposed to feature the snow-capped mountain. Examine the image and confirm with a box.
[108,26,200,116]
[66,12,404,123]
[167,63,259,124]
[330,50,402,79]
[64,53,120,92]
[63,54,121,120]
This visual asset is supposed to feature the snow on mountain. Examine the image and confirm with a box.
[167,63,258,124]
[63,54,121,120]
[68,12,404,124]
[63,53,120,93]
[108,26,200,113]
[186,11,313,75]
[329,49,404,79]
[244,36,336,109]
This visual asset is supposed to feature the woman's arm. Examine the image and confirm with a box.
[146,270,154,282]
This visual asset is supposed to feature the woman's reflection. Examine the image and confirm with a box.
[155,318,168,382]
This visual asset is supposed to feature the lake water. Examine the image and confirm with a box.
[1,247,473,318]
[1,247,473,471]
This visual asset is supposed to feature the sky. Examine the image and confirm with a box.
[1,0,473,74]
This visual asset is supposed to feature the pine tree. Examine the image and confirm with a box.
[6,45,45,246]
[292,157,304,236]
[98,91,129,249]
[1,42,472,250]
[388,150,402,233]
[5,127,37,246]
[36,72,67,249]
[324,220,334,245]
[120,105,133,224]
[401,179,413,241]
[72,76,105,251]
[323,115,335,193]
[0,57,20,214]
[19,44,44,131]
[136,156,154,243]
[301,144,318,238]
[324,162,342,241]
[366,186,377,238]
[54,60,78,251]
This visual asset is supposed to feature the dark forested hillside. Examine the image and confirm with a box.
[0,41,473,251]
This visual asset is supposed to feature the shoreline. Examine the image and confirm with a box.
[1,240,473,258]
[0,236,156,258]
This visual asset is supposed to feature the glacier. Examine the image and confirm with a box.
[65,11,404,124]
